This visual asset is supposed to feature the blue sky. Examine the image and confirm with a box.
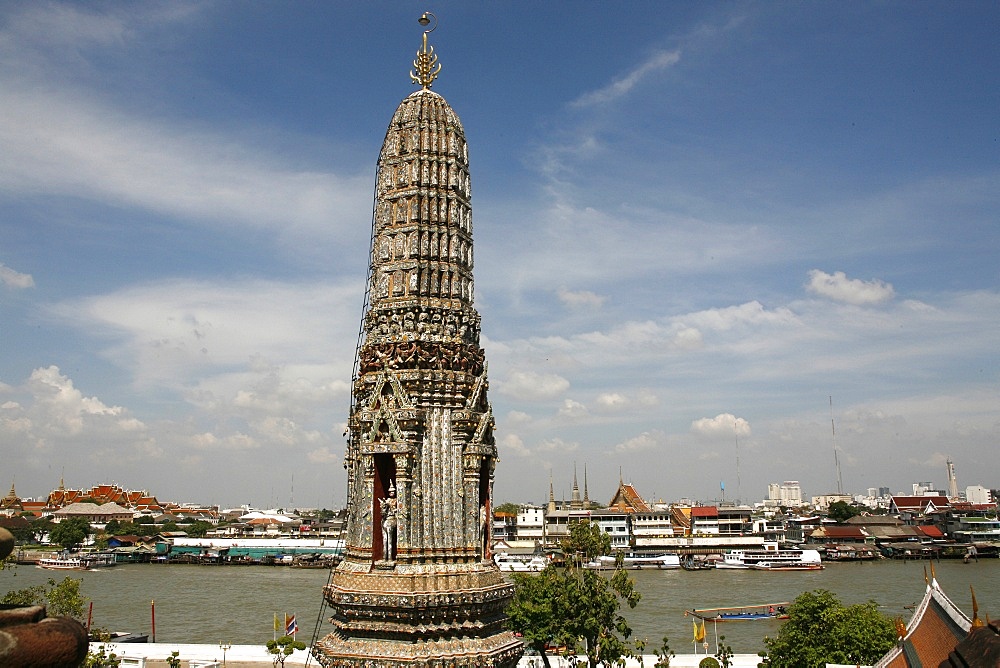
[1,1,998,510]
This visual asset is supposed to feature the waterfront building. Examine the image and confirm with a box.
[514,505,544,544]
[51,501,132,525]
[631,510,677,548]
[690,506,720,535]
[314,17,521,668]
[588,509,631,551]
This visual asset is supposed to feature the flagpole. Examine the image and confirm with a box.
[151,600,156,643]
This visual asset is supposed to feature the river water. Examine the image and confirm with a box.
[3,558,997,654]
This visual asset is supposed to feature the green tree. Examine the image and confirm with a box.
[827,500,861,523]
[494,502,520,515]
[186,520,213,537]
[1,576,89,621]
[506,521,640,668]
[84,644,121,668]
[758,589,896,667]
[266,635,306,667]
[49,517,91,550]
[506,566,567,668]
[28,516,54,543]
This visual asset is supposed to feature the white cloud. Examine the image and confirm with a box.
[557,398,588,418]
[595,393,628,410]
[505,411,533,425]
[497,371,570,401]
[49,279,359,394]
[556,286,606,309]
[0,263,34,289]
[614,430,666,453]
[690,413,750,438]
[571,50,681,107]
[500,433,531,458]
[307,447,339,464]
[536,437,579,454]
[806,270,895,305]
[190,431,258,451]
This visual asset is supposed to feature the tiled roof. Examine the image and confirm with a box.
[607,483,651,513]
[875,575,972,667]
[690,506,718,518]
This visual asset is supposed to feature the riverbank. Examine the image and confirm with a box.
[92,643,764,668]
[7,559,995,654]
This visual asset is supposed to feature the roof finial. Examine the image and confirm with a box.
[410,12,441,89]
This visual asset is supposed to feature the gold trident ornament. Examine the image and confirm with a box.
[410,12,441,89]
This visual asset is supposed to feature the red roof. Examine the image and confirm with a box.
[916,525,945,538]
[690,506,718,518]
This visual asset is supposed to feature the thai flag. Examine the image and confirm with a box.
[285,613,298,636]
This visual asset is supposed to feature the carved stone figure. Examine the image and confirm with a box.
[379,483,398,560]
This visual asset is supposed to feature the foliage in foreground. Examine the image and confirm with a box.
[0,576,89,621]
[757,589,897,667]
[267,634,307,667]
[506,521,641,668]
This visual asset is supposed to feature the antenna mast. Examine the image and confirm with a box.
[830,396,844,495]
[734,418,742,505]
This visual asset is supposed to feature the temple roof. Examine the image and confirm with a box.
[873,567,997,668]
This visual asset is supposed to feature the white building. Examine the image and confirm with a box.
[515,505,545,543]
[765,481,803,507]
[966,485,993,505]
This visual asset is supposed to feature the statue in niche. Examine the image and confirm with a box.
[479,504,488,559]
[380,482,398,560]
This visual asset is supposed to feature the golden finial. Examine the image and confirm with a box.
[971,586,985,628]
[893,616,907,639]
[923,565,929,585]
[410,12,441,89]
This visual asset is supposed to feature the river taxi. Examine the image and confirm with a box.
[685,602,790,622]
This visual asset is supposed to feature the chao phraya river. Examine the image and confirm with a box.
[3,558,998,654]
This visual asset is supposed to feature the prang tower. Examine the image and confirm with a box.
[314,16,522,668]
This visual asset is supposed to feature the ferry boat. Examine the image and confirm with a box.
[686,602,790,622]
[37,553,116,571]
[37,556,86,570]
[748,560,824,571]
[585,553,680,570]
[715,544,821,570]
[493,553,548,572]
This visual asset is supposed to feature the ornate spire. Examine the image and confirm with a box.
[410,12,441,89]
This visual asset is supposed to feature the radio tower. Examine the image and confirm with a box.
[830,396,843,495]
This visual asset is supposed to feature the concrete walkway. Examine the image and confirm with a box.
[92,642,763,667]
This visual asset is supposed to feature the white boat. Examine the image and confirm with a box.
[749,560,824,571]
[716,545,822,570]
[493,553,548,572]
[38,553,116,571]
[585,553,681,570]
[37,557,86,570]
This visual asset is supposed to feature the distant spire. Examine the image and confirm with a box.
[410,12,442,89]
[583,465,590,506]
[571,463,581,509]
[548,472,556,514]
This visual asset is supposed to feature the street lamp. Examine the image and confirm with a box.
[219,641,231,666]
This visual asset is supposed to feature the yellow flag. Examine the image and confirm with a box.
[692,619,700,642]
[693,620,705,642]
[274,612,280,632]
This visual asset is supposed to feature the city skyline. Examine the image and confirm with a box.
[1,3,998,508]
